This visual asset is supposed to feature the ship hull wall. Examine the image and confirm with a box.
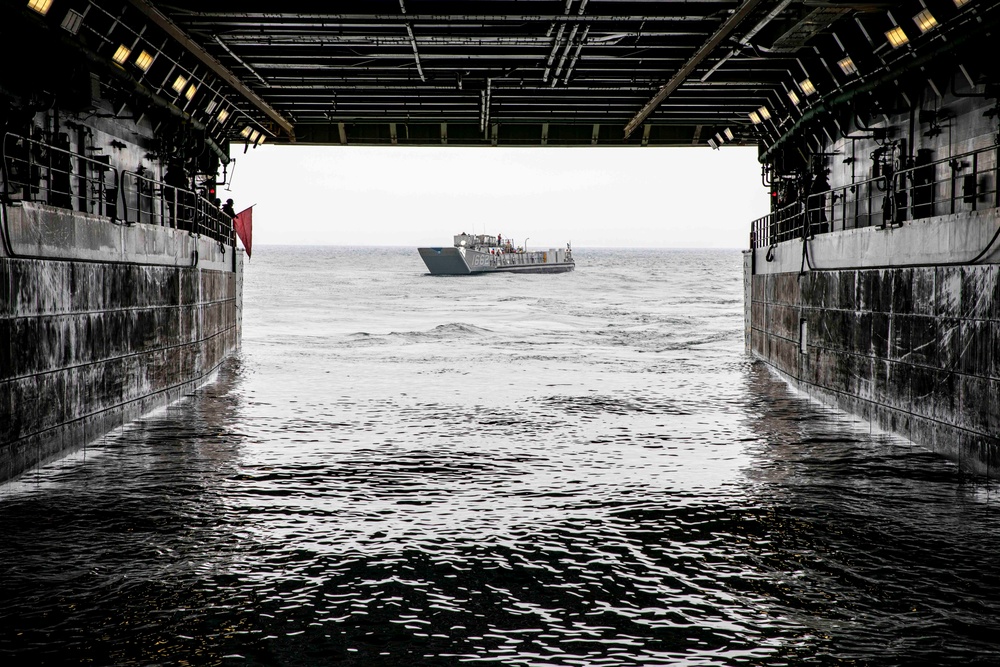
[0,203,242,481]
[746,211,1000,476]
[418,247,473,275]
[419,247,575,275]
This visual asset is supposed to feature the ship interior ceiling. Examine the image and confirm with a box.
[0,0,998,241]
[0,0,994,151]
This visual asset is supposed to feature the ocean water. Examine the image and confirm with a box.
[2,246,1000,666]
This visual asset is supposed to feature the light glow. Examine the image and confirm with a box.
[749,111,762,124]
[135,50,154,72]
[723,127,734,141]
[800,79,817,96]
[914,9,938,33]
[788,90,800,105]
[185,85,197,101]
[216,108,229,123]
[172,75,188,94]
[112,45,131,65]
[241,126,253,138]
[954,0,972,6]
[27,0,53,16]
[758,106,771,120]
[837,57,858,76]
[885,26,909,48]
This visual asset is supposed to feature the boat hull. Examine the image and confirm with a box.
[418,247,575,275]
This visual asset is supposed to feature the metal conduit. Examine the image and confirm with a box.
[562,26,590,86]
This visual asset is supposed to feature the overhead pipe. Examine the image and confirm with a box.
[483,77,493,131]
[547,0,576,39]
[543,25,568,82]
[551,25,580,85]
[562,26,590,86]
[404,23,427,81]
[213,35,269,87]
[398,0,426,82]
[479,90,486,132]
[552,0,589,86]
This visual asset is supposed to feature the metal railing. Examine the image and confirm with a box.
[120,170,233,245]
[488,249,570,267]
[751,143,999,249]
[2,131,119,218]
[2,132,234,248]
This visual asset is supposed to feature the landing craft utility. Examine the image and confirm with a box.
[419,234,575,275]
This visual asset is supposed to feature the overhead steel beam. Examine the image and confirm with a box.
[623,0,768,139]
[126,0,295,139]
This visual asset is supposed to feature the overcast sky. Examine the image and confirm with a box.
[228,144,768,249]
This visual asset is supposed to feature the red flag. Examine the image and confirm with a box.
[233,206,253,258]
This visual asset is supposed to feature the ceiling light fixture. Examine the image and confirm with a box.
[799,79,817,96]
[27,0,52,16]
[60,9,83,34]
[788,90,801,106]
[837,57,858,76]
[112,45,131,65]
[135,50,154,72]
[885,26,909,48]
[913,9,938,33]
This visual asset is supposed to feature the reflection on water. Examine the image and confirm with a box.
[2,247,999,666]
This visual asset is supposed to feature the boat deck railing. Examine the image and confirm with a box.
[750,143,999,249]
[119,170,234,245]
[480,249,571,267]
[1,132,234,249]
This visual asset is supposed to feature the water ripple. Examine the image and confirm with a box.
[3,248,1000,666]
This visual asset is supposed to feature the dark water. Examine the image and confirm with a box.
[3,246,1000,666]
